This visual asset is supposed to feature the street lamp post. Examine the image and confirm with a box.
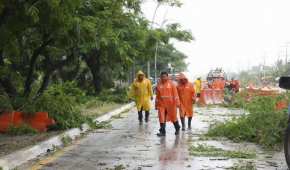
[152,18,169,84]
[148,3,161,81]
[154,41,159,84]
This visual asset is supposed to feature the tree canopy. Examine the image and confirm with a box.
[0,0,193,108]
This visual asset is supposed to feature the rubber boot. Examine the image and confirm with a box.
[138,111,143,124]
[180,117,185,131]
[145,111,149,123]
[157,123,166,137]
[188,117,192,130]
[174,121,180,135]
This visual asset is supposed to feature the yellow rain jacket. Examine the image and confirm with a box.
[194,79,202,94]
[129,71,153,111]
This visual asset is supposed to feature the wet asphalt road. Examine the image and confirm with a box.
[20,107,288,170]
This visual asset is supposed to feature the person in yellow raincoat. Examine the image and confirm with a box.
[155,71,181,136]
[177,73,196,130]
[194,77,202,98]
[129,71,153,123]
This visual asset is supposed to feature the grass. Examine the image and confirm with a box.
[113,164,126,170]
[95,121,113,129]
[104,164,126,170]
[229,162,256,170]
[208,95,288,149]
[61,136,73,146]
[7,124,38,135]
[82,101,122,118]
[189,144,256,159]
[198,135,227,141]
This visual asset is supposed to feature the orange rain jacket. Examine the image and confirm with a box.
[155,79,180,123]
[177,74,196,118]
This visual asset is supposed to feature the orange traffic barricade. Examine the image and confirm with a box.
[0,112,24,132]
[0,111,55,133]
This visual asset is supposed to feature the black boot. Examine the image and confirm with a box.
[157,123,166,137]
[138,111,143,123]
[188,117,192,130]
[180,117,185,131]
[145,111,149,123]
[174,121,180,135]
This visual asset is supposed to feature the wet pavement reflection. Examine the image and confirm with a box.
[20,106,288,170]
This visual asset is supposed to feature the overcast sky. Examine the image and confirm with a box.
[142,0,290,77]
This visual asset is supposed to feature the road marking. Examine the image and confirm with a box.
[30,141,80,170]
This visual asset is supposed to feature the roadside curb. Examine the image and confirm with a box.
[0,102,135,170]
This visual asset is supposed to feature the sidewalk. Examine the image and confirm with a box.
[0,102,134,170]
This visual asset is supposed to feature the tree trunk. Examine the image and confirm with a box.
[35,52,76,98]
[0,50,4,65]
[36,70,52,97]
[84,49,102,94]
[24,37,53,96]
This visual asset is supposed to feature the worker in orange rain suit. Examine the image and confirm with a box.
[155,71,181,137]
[129,70,153,123]
[177,73,196,131]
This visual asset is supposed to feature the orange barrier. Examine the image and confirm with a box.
[276,100,288,110]
[244,87,279,100]
[0,112,55,133]
[240,87,288,111]
[26,112,56,132]
[0,112,24,133]
[199,89,224,105]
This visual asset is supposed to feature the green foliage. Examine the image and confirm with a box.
[95,121,112,129]
[15,82,92,130]
[7,124,38,135]
[154,44,188,73]
[0,93,13,113]
[34,84,91,130]
[208,96,288,149]
[97,88,129,103]
[46,82,87,104]
[230,162,256,170]
[0,0,191,130]
[113,164,126,170]
[229,92,247,108]
[189,144,256,159]
[61,135,73,146]
[157,0,183,7]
